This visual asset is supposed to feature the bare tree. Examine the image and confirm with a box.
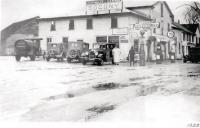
[178,2,200,24]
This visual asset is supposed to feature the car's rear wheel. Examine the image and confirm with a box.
[67,58,71,63]
[82,59,87,65]
[30,55,36,61]
[15,56,21,61]
[98,59,104,66]
[46,57,50,62]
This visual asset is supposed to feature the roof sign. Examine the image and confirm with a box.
[86,0,123,14]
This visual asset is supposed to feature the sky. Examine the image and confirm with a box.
[0,0,191,30]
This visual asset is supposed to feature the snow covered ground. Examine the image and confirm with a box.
[0,56,200,126]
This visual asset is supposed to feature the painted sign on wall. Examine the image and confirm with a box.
[86,0,123,14]
[112,28,128,35]
[133,22,160,30]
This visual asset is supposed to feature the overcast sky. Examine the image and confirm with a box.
[1,0,190,30]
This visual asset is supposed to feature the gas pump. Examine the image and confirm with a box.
[156,44,162,64]
[139,30,146,66]
[169,41,176,63]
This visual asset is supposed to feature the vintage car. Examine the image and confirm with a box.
[66,41,89,63]
[183,47,200,63]
[14,38,42,61]
[81,43,115,66]
[45,43,66,62]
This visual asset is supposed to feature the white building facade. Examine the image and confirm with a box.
[39,12,151,60]
[38,1,176,61]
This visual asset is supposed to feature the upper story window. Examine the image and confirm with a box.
[50,21,56,31]
[161,3,164,17]
[111,16,118,28]
[87,18,93,29]
[69,19,74,30]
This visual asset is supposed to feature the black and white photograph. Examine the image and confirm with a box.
[0,0,200,128]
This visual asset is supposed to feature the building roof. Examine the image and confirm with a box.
[126,1,174,18]
[1,16,39,42]
[38,10,152,21]
[172,22,194,34]
[181,24,199,34]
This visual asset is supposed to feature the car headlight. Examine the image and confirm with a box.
[98,54,103,57]
[95,51,98,56]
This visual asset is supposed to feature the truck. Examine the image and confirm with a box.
[14,38,42,61]
[183,47,200,63]
[44,41,89,62]
[66,41,89,63]
[44,43,66,62]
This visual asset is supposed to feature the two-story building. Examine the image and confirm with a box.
[126,1,175,61]
[38,9,151,60]
[172,22,194,59]
[181,24,200,56]
[38,1,175,61]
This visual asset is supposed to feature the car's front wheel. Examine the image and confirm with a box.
[15,56,21,61]
[82,59,87,65]
[46,57,50,62]
[97,59,103,66]
[30,55,36,61]
[67,58,71,63]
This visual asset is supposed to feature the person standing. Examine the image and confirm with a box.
[129,46,135,66]
[112,45,121,65]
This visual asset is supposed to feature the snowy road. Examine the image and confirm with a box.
[0,56,200,123]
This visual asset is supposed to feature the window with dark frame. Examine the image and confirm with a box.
[161,3,164,17]
[108,36,119,44]
[50,21,56,31]
[87,18,93,29]
[199,38,200,44]
[196,37,198,43]
[179,42,181,54]
[111,17,118,28]
[192,36,194,42]
[96,36,107,43]
[69,19,74,30]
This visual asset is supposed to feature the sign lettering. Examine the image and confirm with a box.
[86,0,122,14]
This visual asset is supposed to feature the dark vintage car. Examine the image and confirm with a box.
[183,47,200,63]
[67,41,89,63]
[45,43,66,62]
[81,43,115,66]
[14,38,42,61]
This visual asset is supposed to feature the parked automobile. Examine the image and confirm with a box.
[45,43,66,62]
[67,41,89,63]
[183,47,200,63]
[14,38,42,61]
[81,43,115,66]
